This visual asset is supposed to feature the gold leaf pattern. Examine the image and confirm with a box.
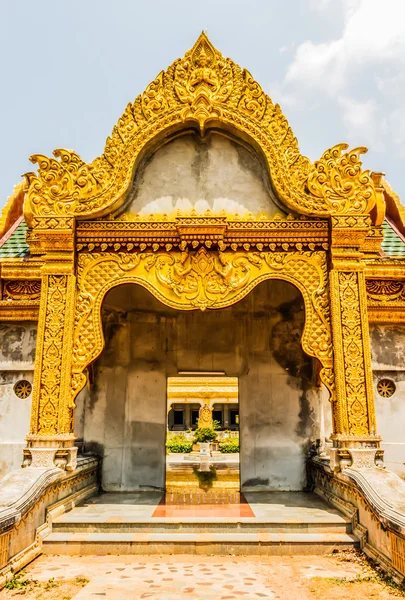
[24,33,382,223]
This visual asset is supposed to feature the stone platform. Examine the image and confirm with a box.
[43,491,359,555]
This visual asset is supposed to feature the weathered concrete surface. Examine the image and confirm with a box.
[0,323,37,478]
[79,282,328,492]
[126,132,285,216]
[370,325,405,478]
[0,322,36,369]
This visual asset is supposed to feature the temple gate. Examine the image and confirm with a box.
[22,33,385,477]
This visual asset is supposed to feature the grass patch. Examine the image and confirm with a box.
[308,549,405,598]
[2,573,89,598]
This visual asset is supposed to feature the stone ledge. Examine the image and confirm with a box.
[0,454,99,588]
[0,455,98,535]
[344,467,405,534]
[312,457,405,583]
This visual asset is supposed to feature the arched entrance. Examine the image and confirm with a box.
[75,280,330,492]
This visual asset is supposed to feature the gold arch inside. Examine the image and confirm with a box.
[69,248,334,429]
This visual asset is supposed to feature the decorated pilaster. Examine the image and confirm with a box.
[329,215,383,470]
[23,218,77,470]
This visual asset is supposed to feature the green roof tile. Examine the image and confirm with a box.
[381,219,405,257]
[0,221,30,258]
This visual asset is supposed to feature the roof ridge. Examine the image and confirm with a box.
[0,215,24,249]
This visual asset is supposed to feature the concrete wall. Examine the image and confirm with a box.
[126,132,285,217]
[0,323,36,479]
[370,325,405,478]
[79,282,328,492]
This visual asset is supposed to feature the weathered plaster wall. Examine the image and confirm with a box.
[80,282,328,492]
[126,132,285,216]
[0,323,36,479]
[370,325,405,478]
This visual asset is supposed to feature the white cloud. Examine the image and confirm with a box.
[338,96,384,151]
[274,0,405,163]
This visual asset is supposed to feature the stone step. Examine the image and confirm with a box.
[51,518,352,534]
[43,531,359,556]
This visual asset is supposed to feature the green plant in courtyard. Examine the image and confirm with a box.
[218,437,239,453]
[193,427,217,444]
[166,433,193,453]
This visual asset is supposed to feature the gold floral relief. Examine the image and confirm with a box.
[70,249,334,411]
[30,274,76,435]
[24,33,384,224]
[330,270,376,436]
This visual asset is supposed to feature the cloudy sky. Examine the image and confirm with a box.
[1,0,404,209]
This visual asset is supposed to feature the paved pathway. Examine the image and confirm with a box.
[25,554,363,600]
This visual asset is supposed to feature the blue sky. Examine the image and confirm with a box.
[1,0,404,209]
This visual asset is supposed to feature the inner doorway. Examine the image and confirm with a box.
[165,375,241,507]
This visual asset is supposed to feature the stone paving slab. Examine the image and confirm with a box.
[23,554,365,600]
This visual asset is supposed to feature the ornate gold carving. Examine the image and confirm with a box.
[30,274,76,435]
[18,32,384,463]
[366,278,405,322]
[24,33,382,223]
[167,376,238,403]
[3,280,41,300]
[75,214,329,253]
[70,249,334,412]
[330,270,376,436]
[366,279,405,301]
[309,146,376,215]
[0,300,39,321]
[144,247,266,310]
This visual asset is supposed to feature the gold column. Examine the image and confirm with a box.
[23,220,78,470]
[329,216,382,470]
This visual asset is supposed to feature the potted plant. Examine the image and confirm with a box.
[193,427,217,456]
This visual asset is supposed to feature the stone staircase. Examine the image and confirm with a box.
[42,492,359,555]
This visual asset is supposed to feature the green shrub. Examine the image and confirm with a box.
[218,437,239,453]
[166,434,193,453]
[193,427,217,443]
